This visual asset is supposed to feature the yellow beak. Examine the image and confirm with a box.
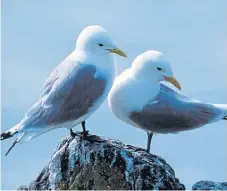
[108,48,127,58]
[164,76,182,90]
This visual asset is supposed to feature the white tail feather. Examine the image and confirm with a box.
[19,128,53,142]
[214,104,227,118]
[9,123,21,134]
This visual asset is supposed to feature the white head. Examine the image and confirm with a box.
[76,25,127,58]
[131,50,181,90]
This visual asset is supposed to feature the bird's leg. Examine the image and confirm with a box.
[70,129,77,137]
[5,138,18,156]
[146,132,153,153]
[81,121,89,139]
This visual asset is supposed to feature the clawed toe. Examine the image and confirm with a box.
[70,129,77,137]
[70,129,90,139]
[83,130,89,139]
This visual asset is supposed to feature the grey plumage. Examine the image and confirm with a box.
[22,64,107,129]
[130,84,224,134]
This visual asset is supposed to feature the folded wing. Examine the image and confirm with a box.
[130,84,224,133]
[23,63,107,129]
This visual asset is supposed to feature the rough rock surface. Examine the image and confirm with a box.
[192,181,227,190]
[18,134,185,190]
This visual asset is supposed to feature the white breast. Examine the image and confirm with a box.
[108,69,160,127]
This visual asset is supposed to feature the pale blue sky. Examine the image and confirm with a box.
[1,0,227,189]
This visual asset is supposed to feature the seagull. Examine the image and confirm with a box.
[1,25,127,156]
[108,50,227,153]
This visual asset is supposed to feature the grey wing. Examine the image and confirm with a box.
[130,84,223,133]
[41,68,59,97]
[41,53,76,96]
[23,63,107,128]
[40,61,69,96]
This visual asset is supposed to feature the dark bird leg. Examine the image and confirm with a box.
[146,132,153,153]
[70,129,77,137]
[81,121,89,139]
[5,138,18,156]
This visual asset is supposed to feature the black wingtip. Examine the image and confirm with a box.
[1,131,13,141]
[223,117,227,120]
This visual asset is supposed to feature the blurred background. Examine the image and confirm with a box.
[1,0,227,189]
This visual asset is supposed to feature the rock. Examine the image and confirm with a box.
[192,181,227,190]
[17,185,28,190]
[21,133,185,190]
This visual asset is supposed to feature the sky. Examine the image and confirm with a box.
[1,0,227,189]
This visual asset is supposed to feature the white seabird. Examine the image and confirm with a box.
[108,50,227,152]
[1,25,127,155]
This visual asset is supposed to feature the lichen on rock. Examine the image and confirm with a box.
[19,134,185,190]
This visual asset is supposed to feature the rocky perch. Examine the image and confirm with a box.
[18,133,185,190]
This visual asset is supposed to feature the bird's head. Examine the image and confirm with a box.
[131,50,181,90]
[76,25,127,58]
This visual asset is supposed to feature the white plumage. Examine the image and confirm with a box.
[108,50,227,152]
[1,25,127,155]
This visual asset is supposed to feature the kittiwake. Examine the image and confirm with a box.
[1,25,127,156]
[108,50,226,152]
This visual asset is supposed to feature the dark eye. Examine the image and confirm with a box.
[157,67,162,71]
[98,43,104,47]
